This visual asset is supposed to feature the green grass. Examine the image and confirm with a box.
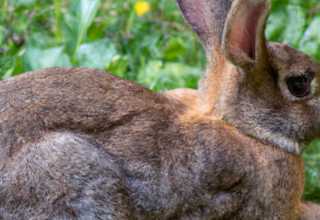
[1,0,320,203]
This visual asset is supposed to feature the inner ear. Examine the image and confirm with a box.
[222,0,270,66]
[229,4,263,60]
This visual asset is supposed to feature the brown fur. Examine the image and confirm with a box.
[0,0,319,219]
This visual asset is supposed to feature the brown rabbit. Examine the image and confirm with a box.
[1,0,320,219]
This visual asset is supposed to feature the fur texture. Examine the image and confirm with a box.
[0,0,320,219]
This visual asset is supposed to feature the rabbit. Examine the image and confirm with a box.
[0,0,320,219]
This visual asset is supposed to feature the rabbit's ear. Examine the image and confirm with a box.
[222,0,271,67]
[176,0,232,51]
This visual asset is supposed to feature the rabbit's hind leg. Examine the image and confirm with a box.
[0,133,132,220]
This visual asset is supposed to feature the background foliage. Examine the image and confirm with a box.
[0,0,319,203]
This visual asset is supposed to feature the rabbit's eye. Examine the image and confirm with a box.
[287,76,310,98]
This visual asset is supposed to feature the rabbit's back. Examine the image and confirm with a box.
[0,67,180,157]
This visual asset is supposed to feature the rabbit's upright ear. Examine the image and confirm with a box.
[176,0,233,51]
[222,0,271,67]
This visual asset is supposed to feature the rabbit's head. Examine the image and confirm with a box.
[176,0,320,154]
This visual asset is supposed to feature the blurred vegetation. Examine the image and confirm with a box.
[0,0,319,203]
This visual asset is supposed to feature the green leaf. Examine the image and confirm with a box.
[164,36,186,60]
[10,57,24,77]
[8,0,35,7]
[299,17,320,62]
[55,52,72,68]
[303,140,320,203]
[138,60,163,90]
[107,55,129,79]
[22,46,69,71]
[3,67,14,80]
[61,13,78,55]
[74,39,117,69]
[140,34,163,59]
[222,116,228,123]
[137,60,202,91]
[3,57,24,79]
[282,5,306,47]
[266,9,287,42]
[0,25,5,47]
[61,0,100,55]
[74,0,100,54]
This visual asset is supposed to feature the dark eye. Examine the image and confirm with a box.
[287,76,310,98]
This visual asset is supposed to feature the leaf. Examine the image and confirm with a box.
[0,25,5,47]
[61,13,79,55]
[74,39,117,69]
[55,52,72,68]
[3,67,14,80]
[22,46,70,71]
[10,57,24,77]
[74,0,100,54]
[3,57,24,79]
[282,5,306,47]
[137,60,202,91]
[7,0,35,6]
[266,9,287,42]
[299,17,320,62]
[140,34,163,59]
[164,36,186,60]
[137,60,163,90]
[61,0,100,55]
[107,55,129,79]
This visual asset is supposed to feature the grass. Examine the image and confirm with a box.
[0,0,320,203]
